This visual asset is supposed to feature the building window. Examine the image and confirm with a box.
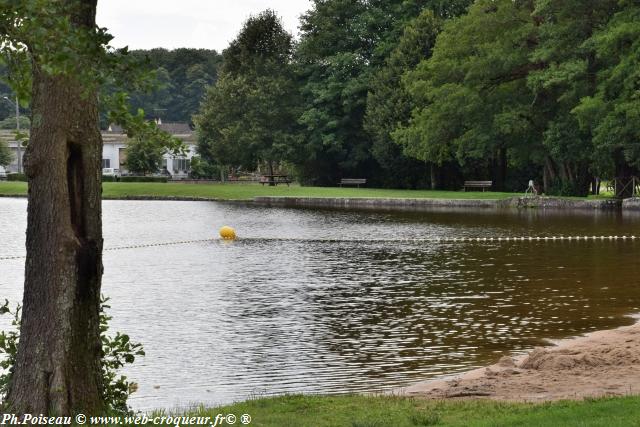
[173,157,190,172]
[102,159,110,168]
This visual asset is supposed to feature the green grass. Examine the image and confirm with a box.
[0,181,528,200]
[0,181,27,195]
[167,394,640,427]
[0,181,616,201]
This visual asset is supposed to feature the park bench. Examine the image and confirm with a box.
[463,180,492,192]
[339,178,367,188]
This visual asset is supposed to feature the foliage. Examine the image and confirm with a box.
[0,300,20,401]
[0,116,29,130]
[99,297,145,415]
[0,0,150,106]
[0,140,11,167]
[385,0,638,195]
[125,49,222,124]
[0,297,144,414]
[294,0,473,186]
[295,0,377,185]
[285,0,638,194]
[125,137,166,176]
[189,156,220,179]
[393,0,540,191]
[6,173,26,181]
[364,9,443,188]
[106,99,186,175]
[195,10,300,174]
[573,1,640,176]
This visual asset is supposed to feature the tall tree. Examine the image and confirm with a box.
[0,0,135,414]
[295,0,380,185]
[393,0,542,191]
[295,0,472,186]
[574,0,640,180]
[528,0,620,195]
[196,10,300,179]
[122,109,186,175]
[364,5,470,189]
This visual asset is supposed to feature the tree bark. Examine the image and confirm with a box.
[430,163,438,190]
[492,147,507,191]
[7,0,104,415]
[543,157,558,194]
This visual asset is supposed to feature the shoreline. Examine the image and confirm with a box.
[3,193,639,212]
[253,195,624,211]
[400,315,640,402]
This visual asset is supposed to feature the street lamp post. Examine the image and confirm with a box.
[2,96,21,173]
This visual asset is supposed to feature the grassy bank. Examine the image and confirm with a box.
[0,181,528,200]
[175,394,639,427]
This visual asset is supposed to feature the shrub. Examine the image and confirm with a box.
[119,176,167,183]
[0,297,144,414]
[102,175,118,182]
[6,173,26,182]
[546,178,590,197]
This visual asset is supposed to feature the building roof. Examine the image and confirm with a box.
[1,123,197,146]
[103,122,196,144]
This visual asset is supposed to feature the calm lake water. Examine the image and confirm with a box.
[1,198,639,410]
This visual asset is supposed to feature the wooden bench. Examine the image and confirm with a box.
[339,178,366,188]
[463,180,492,192]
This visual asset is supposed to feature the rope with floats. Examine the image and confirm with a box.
[0,234,637,262]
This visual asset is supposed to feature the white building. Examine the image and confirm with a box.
[1,123,198,178]
[102,122,198,179]
[0,130,25,175]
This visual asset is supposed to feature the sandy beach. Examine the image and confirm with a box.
[402,318,640,402]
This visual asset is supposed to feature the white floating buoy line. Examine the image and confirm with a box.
[0,233,637,262]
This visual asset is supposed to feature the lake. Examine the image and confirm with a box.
[1,198,639,410]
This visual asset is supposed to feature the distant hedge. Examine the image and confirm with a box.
[7,173,27,182]
[102,175,118,182]
[119,176,168,183]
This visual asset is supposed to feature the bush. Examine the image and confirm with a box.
[119,176,167,183]
[546,178,590,197]
[6,173,26,182]
[0,297,144,415]
[102,175,118,182]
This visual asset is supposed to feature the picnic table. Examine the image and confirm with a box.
[260,174,291,186]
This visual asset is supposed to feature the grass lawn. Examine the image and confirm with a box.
[0,181,533,200]
[175,394,640,427]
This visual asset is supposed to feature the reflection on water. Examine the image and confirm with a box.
[1,198,639,410]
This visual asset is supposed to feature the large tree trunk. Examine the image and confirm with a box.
[7,0,104,415]
[492,146,507,191]
[430,163,438,190]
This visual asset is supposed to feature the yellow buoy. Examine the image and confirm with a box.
[219,226,236,240]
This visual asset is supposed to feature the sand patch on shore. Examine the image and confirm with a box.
[402,321,640,401]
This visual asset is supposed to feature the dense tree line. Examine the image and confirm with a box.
[1,49,221,126]
[195,0,640,195]
[126,48,222,124]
